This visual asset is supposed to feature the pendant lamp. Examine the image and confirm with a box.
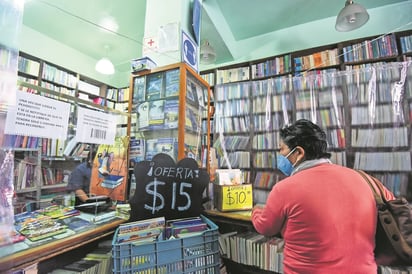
[95,45,115,75]
[200,40,216,65]
[335,0,369,32]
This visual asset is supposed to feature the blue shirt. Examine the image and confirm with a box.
[67,162,91,194]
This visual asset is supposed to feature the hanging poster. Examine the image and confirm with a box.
[90,136,129,201]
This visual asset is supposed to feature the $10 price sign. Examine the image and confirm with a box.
[214,184,253,211]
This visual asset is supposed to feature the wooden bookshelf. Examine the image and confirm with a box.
[201,30,412,206]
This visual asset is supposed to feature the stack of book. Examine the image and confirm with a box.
[115,217,165,244]
[165,216,209,239]
[49,246,112,274]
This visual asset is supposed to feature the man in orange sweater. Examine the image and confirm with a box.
[252,119,394,274]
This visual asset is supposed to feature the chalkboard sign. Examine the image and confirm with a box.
[129,153,209,221]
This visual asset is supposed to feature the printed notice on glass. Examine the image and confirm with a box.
[5,91,70,140]
[75,107,117,145]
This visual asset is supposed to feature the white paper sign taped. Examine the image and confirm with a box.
[5,91,70,140]
[75,107,117,145]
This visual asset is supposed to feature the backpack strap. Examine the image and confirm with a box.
[356,169,386,206]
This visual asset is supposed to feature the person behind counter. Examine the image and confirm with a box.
[251,119,395,274]
[67,150,97,205]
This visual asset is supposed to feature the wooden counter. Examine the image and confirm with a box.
[0,217,125,273]
[203,209,254,232]
[204,209,252,221]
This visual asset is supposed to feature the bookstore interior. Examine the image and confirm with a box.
[1,0,412,273]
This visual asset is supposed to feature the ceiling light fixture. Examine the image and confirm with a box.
[335,0,369,32]
[95,45,115,75]
[200,40,217,65]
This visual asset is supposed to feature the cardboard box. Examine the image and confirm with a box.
[213,184,253,211]
[131,56,157,72]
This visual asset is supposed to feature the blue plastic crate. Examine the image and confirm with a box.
[112,215,220,274]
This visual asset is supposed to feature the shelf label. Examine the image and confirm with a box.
[5,90,70,140]
[76,107,117,145]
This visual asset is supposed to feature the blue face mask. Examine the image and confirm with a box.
[276,147,297,176]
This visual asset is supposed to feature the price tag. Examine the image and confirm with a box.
[219,184,253,211]
[129,153,209,221]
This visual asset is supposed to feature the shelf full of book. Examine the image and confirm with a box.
[201,30,412,206]
[128,62,211,169]
[1,48,132,210]
[10,148,42,213]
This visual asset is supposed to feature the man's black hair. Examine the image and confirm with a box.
[279,119,331,160]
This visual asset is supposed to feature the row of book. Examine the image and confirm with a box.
[329,151,347,167]
[213,135,250,152]
[214,98,250,117]
[41,81,76,97]
[133,69,179,102]
[253,152,276,169]
[14,158,40,191]
[217,151,250,169]
[18,55,40,77]
[2,135,92,162]
[115,216,209,245]
[354,151,411,171]
[342,33,398,63]
[351,104,406,125]
[48,245,112,274]
[3,134,41,149]
[200,72,215,87]
[107,87,130,102]
[214,116,251,133]
[204,34,411,87]
[252,132,279,151]
[42,167,69,186]
[129,137,203,166]
[252,94,293,114]
[133,69,208,104]
[293,48,339,72]
[351,127,408,148]
[41,63,77,89]
[373,173,409,198]
[399,34,412,54]
[253,188,270,205]
[14,209,70,242]
[251,54,292,79]
[214,82,250,101]
[219,231,284,273]
[252,113,290,132]
[253,171,278,189]
[216,66,250,85]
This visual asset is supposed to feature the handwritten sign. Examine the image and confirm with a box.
[129,153,209,221]
[214,184,253,211]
